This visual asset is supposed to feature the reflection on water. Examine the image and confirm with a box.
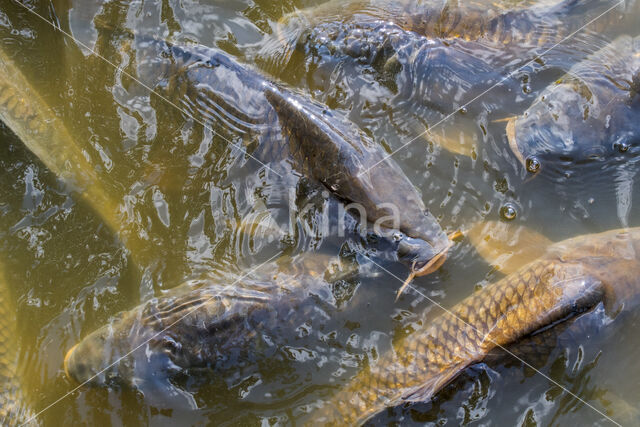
[0,0,639,425]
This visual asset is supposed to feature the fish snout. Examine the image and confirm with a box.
[397,235,441,270]
[63,325,124,386]
[63,344,78,382]
[64,341,106,385]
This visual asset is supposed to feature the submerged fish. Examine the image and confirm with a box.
[507,35,640,171]
[309,226,640,424]
[0,262,35,425]
[0,45,148,266]
[63,254,366,396]
[281,0,582,46]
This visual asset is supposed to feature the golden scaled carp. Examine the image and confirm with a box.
[62,254,368,395]
[0,262,35,426]
[310,226,640,425]
[507,35,640,172]
[0,46,148,266]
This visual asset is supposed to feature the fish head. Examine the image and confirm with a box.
[507,78,639,173]
[64,299,190,389]
[549,227,640,300]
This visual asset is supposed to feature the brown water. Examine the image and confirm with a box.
[1,0,639,425]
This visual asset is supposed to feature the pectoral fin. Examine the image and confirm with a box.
[466,221,553,274]
[401,361,475,402]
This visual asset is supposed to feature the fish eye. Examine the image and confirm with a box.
[614,142,630,153]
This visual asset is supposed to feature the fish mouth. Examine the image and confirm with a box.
[412,248,448,277]
[64,343,79,383]
[395,233,459,300]
[506,118,526,167]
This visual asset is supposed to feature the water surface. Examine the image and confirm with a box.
[1,0,639,424]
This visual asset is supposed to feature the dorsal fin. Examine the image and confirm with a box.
[466,221,553,274]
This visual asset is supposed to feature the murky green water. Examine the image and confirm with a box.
[1,0,639,425]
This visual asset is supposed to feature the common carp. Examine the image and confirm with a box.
[0,45,149,266]
[507,35,640,172]
[63,253,369,396]
[278,0,589,47]
[309,226,640,424]
[0,261,35,425]
[126,37,451,275]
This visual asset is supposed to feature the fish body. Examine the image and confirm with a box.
[263,85,448,255]
[134,39,449,268]
[274,0,628,129]
[507,35,640,169]
[311,227,640,424]
[390,0,575,44]
[63,254,359,389]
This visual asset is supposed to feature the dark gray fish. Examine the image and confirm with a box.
[294,0,577,44]
[507,35,640,171]
[63,254,363,399]
[262,0,628,160]
[130,38,450,272]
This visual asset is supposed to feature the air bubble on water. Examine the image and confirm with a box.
[500,204,517,221]
[523,85,532,94]
[526,156,541,173]
[459,106,467,114]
